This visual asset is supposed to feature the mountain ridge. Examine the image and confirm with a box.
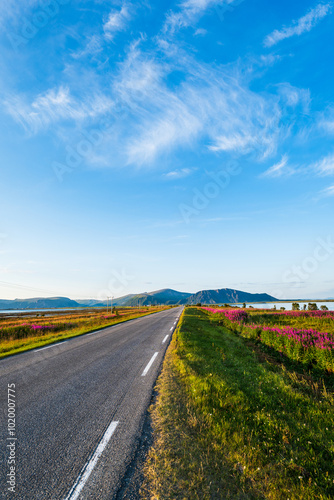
[0,288,278,310]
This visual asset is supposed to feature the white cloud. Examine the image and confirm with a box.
[318,106,334,133]
[313,152,334,175]
[260,155,294,178]
[0,0,40,27]
[163,168,193,180]
[71,35,104,60]
[320,185,334,197]
[264,3,332,47]
[4,86,114,133]
[104,3,131,40]
[109,44,282,165]
[277,83,311,112]
[4,37,283,168]
[164,0,236,33]
[194,28,208,36]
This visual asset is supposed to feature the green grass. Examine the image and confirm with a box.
[0,308,169,359]
[142,307,334,500]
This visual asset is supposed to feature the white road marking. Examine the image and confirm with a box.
[162,335,169,344]
[170,327,173,331]
[34,343,61,352]
[141,352,159,377]
[64,421,119,500]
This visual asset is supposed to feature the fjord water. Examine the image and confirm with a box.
[241,302,334,311]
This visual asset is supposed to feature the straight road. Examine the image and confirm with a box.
[0,306,183,499]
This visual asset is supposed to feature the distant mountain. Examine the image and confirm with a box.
[77,294,138,307]
[0,288,278,311]
[186,288,277,305]
[120,289,192,307]
[0,297,81,310]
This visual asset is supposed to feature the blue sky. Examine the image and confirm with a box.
[1,0,334,300]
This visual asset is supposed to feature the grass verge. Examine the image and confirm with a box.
[141,307,334,500]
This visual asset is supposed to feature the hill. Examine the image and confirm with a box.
[121,289,192,307]
[187,288,277,305]
[0,297,81,310]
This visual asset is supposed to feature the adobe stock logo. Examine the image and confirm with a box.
[178,160,241,223]
[282,236,334,288]
[52,128,104,182]
[97,269,135,301]
[7,0,70,51]
[215,0,245,22]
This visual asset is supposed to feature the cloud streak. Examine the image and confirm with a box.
[104,3,131,40]
[264,3,332,47]
[4,86,114,133]
[260,155,294,178]
[313,152,334,175]
[3,40,283,167]
[108,43,282,165]
[320,184,334,197]
[164,0,236,33]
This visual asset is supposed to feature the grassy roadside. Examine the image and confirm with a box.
[0,307,171,359]
[141,307,334,500]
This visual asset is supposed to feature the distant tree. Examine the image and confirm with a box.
[308,303,318,311]
[321,305,329,311]
[273,305,276,310]
[243,303,246,309]
[303,304,307,310]
[292,303,300,311]
[196,302,202,307]
[280,307,286,311]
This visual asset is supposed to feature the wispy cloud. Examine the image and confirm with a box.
[319,184,334,197]
[0,0,40,27]
[109,43,282,165]
[264,3,332,47]
[318,106,334,133]
[71,35,104,60]
[4,86,114,133]
[163,168,194,180]
[5,38,283,166]
[164,0,236,33]
[276,83,310,113]
[194,28,208,36]
[313,152,334,175]
[104,3,131,40]
[260,155,295,178]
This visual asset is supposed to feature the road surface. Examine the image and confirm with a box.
[0,307,182,499]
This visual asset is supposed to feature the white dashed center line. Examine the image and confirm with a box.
[64,421,119,500]
[162,335,169,344]
[141,352,159,377]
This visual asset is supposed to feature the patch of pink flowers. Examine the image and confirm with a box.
[202,307,248,322]
[247,324,334,351]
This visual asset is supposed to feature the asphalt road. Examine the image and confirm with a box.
[0,306,183,499]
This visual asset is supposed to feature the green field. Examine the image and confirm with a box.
[0,306,171,358]
[142,307,334,500]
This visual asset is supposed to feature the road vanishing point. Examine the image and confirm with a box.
[0,306,182,499]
